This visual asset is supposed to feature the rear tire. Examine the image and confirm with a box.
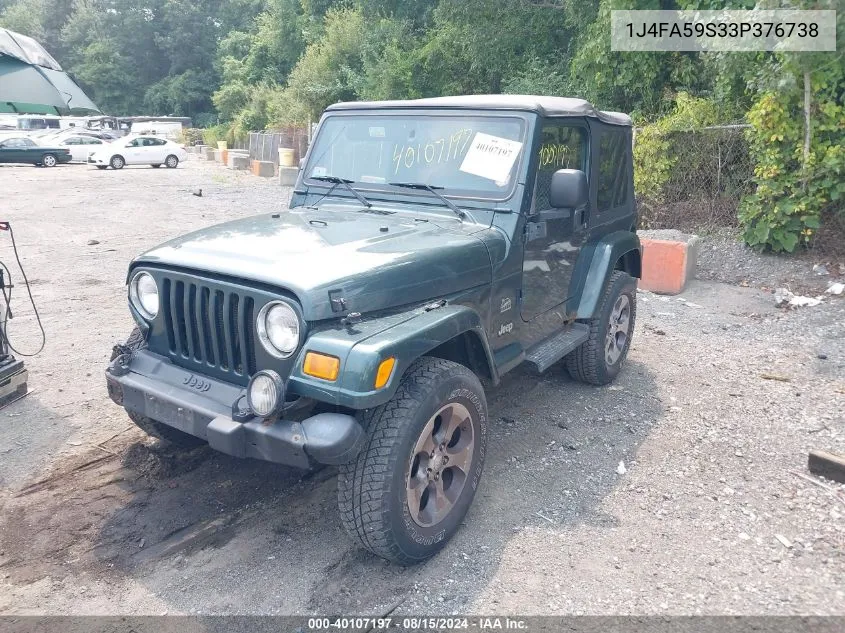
[151,164,161,168]
[110,155,125,169]
[112,327,205,449]
[566,270,637,385]
[96,165,107,170]
[164,154,179,168]
[41,153,57,167]
[338,357,488,565]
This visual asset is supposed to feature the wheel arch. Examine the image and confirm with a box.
[426,329,495,385]
[567,230,641,320]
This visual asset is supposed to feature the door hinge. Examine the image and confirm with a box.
[524,221,547,242]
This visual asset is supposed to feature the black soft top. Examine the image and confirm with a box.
[326,94,632,127]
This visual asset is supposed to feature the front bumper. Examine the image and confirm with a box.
[105,349,365,469]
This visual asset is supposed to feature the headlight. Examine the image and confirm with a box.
[247,370,285,418]
[257,301,300,358]
[129,271,159,320]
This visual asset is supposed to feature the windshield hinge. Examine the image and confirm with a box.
[424,299,447,312]
[329,290,347,313]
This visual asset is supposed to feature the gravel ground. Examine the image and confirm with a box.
[696,228,844,296]
[0,158,843,616]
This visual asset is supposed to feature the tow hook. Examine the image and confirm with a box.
[108,343,134,376]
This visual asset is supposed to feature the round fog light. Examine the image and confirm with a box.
[247,370,285,418]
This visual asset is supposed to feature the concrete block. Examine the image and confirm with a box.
[194,144,208,156]
[251,160,275,178]
[230,154,250,170]
[638,229,701,295]
[204,147,215,161]
[221,149,229,165]
[279,166,298,186]
[226,149,249,168]
[213,150,223,163]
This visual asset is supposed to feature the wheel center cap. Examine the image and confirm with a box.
[431,453,445,473]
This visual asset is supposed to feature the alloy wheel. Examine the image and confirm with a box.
[406,402,475,528]
[605,294,631,366]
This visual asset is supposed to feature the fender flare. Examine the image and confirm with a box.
[567,231,641,319]
[341,304,496,408]
[288,304,496,410]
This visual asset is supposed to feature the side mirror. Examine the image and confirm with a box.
[549,169,588,209]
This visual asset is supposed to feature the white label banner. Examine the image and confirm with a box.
[611,10,836,52]
[459,133,523,183]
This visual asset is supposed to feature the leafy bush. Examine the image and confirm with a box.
[201,124,232,147]
[180,128,205,146]
[633,93,721,206]
[739,87,845,252]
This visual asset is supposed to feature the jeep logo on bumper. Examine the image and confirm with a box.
[183,374,212,392]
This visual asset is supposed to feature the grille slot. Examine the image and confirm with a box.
[161,278,256,382]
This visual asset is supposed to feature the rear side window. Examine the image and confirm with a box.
[597,128,630,211]
[532,123,587,212]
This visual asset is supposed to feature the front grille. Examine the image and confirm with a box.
[160,278,257,381]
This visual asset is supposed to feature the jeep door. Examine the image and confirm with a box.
[520,119,589,335]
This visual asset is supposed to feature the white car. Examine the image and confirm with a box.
[88,135,187,170]
[54,134,107,162]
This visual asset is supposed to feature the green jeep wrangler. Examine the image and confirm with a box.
[106,95,640,565]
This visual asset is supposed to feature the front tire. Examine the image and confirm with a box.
[566,270,637,385]
[338,357,488,565]
[41,153,57,167]
[164,155,179,168]
[110,155,125,170]
[96,165,108,170]
[151,164,161,168]
[112,327,205,449]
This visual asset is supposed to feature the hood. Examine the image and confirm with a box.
[133,205,493,320]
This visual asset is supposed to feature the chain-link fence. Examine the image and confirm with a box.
[635,124,754,231]
[247,128,310,167]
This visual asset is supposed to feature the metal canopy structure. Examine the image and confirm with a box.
[0,27,101,115]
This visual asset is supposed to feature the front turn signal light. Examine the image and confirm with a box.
[374,357,396,389]
[303,352,340,381]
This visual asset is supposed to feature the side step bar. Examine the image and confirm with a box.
[525,323,590,373]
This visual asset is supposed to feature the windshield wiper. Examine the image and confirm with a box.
[310,176,372,208]
[388,182,466,220]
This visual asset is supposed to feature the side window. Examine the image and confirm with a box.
[64,137,80,145]
[532,123,587,212]
[597,128,629,212]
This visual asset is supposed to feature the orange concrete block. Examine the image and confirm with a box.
[221,149,228,164]
[638,230,700,295]
[251,160,275,177]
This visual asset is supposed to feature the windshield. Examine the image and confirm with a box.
[304,113,527,199]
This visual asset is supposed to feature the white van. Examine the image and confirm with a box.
[129,120,183,141]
